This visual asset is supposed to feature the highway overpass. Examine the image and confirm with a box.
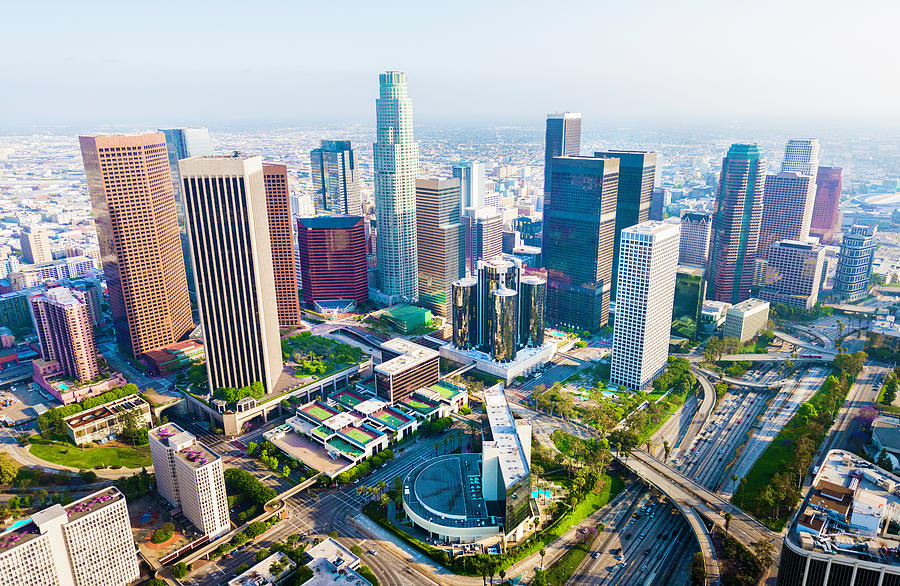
[773,331,837,357]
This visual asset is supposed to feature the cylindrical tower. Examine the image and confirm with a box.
[451,277,477,349]
[519,275,546,347]
[491,287,518,362]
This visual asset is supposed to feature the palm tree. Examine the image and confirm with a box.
[499,569,506,584]
[663,440,671,462]
[539,548,546,570]
[724,511,733,534]
[645,440,652,454]
[731,474,739,490]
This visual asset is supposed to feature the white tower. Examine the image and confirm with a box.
[781,138,820,176]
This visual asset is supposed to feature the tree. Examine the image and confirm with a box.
[798,403,818,426]
[877,448,894,473]
[78,468,98,483]
[663,440,671,462]
[752,539,775,567]
[689,551,707,585]
[0,456,18,485]
[117,408,144,446]
[724,511,733,534]
[172,562,189,579]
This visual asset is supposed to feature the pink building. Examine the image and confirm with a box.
[810,166,844,243]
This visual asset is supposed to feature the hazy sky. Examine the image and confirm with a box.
[2,0,898,128]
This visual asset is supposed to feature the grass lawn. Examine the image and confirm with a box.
[29,437,152,469]
[541,532,598,585]
[638,388,693,443]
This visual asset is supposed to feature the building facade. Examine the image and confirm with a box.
[759,240,825,309]
[543,112,581,193]
[416,178,464,319]
[29,287,99,383]
[679,211,712,268]
[64,394,151,446]
[610,222,680,390]
[811,166,844,242]
[723,298,770,342]
[650,187,670,221]
[296,216,368,307]
[452,161,486,210]
[463,207,503,276]
[781,138,820,176]
[309,140,362,216]
[79,133,194,358]
[263,163,300,327]
[758,172,817,257]
[20,225,52,265]
[834,224,877,301]
[179,155,283,393]
[375,339,440,404]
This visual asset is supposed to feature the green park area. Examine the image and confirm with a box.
[282,332,363,377]
[302,403,337,421]
[342,427,374,444]
[29,436,152,469]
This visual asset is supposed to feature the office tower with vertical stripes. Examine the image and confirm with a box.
[374,71,419,301]
[679,211,713,268]
[416,178,464,319]
[30,287,99,384]
[781,138,820,175]
[296,216,369,308]
[463,206,504,276]
[758,139,819,257]
[707,144,767,304]
[263,163,300,327]
[834,224,877,301]
[310,140,362,216]
[811,166,844,242]
[759,240,825,309]
[79,133,194,359]
[179,155,283,393]
[452,161,486,210]
[543,112,581,193]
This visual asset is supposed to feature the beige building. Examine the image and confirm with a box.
[30,287,99,383]
[723,298,770,342]
[64,394,151,446]
[19,225,52,265]
[416,178,464,319]
[759,240,825,310]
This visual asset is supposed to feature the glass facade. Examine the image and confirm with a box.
[491,288,518,362]
[504,472,532,534]
[451,277,477,349]
[518,276,545,347]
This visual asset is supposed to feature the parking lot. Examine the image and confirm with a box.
[0,382,55,427]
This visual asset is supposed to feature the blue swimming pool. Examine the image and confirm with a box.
[2,518,32,535]
[532,489,554,499]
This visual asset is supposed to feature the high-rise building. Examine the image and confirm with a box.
[810,166,844,241]
[543,112,581,193]
[416,178,464,319]
[79,133,194,359]
[679,212,713,268]
[463,207,503,275]
[758,171,817,256]
[452,161,486,210]
[543,156,619,331]
[0,487,139,586]
[759,240,825,309]
[30,287,98,383]
[834,224,877,301]
[309,140,362,216]
[263,163,300,327]
[780,138,820,175]
[595,150,657,299]
[610,221,680,390]
[149,423,230,539]
[650,187,670,221]
[19,225,52,265]
[296,216,368,308]
[707,144,767,304]
[179,155,283,393]
[374,71,419,301]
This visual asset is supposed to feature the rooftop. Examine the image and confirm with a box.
[483,384,530,487]
[298,215,364,231]
[377,339,439,376]
[304,538,371,586]
[403,454,496,530]
[175,442,220,469]
[64,394,147,431]
[874,417,900,450]
[728,298,770,314]
[871,317,900,338]
[228,551,295,586]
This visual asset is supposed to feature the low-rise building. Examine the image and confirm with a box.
[228,551,295,586]
[64,394,151,446]
[303,537,371,586]
[699,301,731,334]
[723,299,770,342]
[142,339,205,376]
[375,339,440,404]
[868,316,900,354]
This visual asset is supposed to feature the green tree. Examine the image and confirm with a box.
[0,456,18,485]
[877,448,894,472]
[172,562,189,579]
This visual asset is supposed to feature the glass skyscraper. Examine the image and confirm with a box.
[309,140,362,216]
[543,113,581,193]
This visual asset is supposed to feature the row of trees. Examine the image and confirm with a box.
[223,468,276,523]
[212,381,266,407]
[37,383,140,442]
[333,449,394,485]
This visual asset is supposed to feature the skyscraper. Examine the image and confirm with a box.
[263,163,301,327]
[296,216,369,308]
[543,112,581,193]
[650,187,669,221]
[309,140,362,216]
[780,138,820,175]
[757,139,820,256]
[595,150,657,299]
[30,287,99,384]
[810,166,844,241]
[610,221,680,390]
[374,71,419,301]
[707,144,767,304]
[452,161,486,210]
[20,225,52,264]
[758,241,825,309]
[79,133,194,359]
[679,212,713,268]
[179,155,283,393]
[463,207,504,275]
[543,156,619,331]
[834,224,876,301]
[416,178,464,319]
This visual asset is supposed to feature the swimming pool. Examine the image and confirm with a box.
[549,331,565,338]
[600,390,617,398]
[532,489,554,499]
[2,518,32,535]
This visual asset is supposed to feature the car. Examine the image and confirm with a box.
[611,548,620,555]
[640,565,647,572]
[618,562,627,569]
[644,549,651,555]
[639,533,645,539]
[614,555,623,561]
[607,566,616,572]
[656,534,663,540]
[367,550,376,555]
[592,552,600,559]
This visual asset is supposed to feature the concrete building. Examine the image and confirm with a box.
[781,138,820,176]
[650,187,670,221]
[723,298,770,342]
[611,222,680,390]
[543,112,581,193]
[19,225,52,265]
[303,538,371,586]
[463,206,503,276]
[149,423,230,539]
[0,487,139,586]
[64,394,151,446]
[296,216,368,308]
[179,155,283,393]
[375,339,439,404]
[811,166,844,242]
[758,172,817,257]
[142,339,205,376]
[310,140,362,216]
[452,161,486,210]
[679,211,712,268]
[79,133,194,359]
[416,178,464,319]
[29,287,99,383]
[263,163,301,327]
[834,225,877,302]
[759,240,825,309]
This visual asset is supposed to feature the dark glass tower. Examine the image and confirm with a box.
[309,140,362,216]
[543,113,581,193]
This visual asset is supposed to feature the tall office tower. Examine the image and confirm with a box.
[543,112,582,193]
[707,144,767,304]
[595,150,657,299]
[263,163,300,327]
[296,216,369,308]
[149,423,230,539]
[781,138,820,175]
[679,212,713,267]
[834,224,877,301]
[759,240,825,309]
[463,207,504,275]
[0,487,139,586]
[179,155,283,393]
[79,133,194,359]
[20,225,52,264]
[416,178,464,319]
[30,287,99,383]
[543,156,619,331]
[309,140,362,216]
[610,221,680,390]
[758,171,817,256]
[649,187,669,221]
[374,71,420,301]
[452,161,486,209]
[810,166,844,241]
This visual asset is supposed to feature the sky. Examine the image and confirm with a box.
[2,0,898,129]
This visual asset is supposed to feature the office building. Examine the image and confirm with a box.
[302,539,370,586]
[780,138,820,176]
[19,225,52,265]
[149,423,230,539]
[595,151,657,300]
[64,394,151,446]
[179,155,282,393]
[375,339,440,404]
[610,222,680,390]
[374,71,419,301]
[30,287,99,383]
[811,166,844,241]
[0,487,139,586]
[416,178,464,319]
[452,161,486,210]
[758,171,817,256]
[723,298,770,342]
[679,212,713,267]
[263,163,301,327]
[296,216,368,308]
[707,144,767,304]
[834,224,877,301]
[79,133,194,359]
[650,187,669,221]
[543,112,581,193]
[543,155,619,331]
[310,140,362,216]
[759,240,825,309]
[463,206,503,275]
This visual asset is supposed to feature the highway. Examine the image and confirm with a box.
[817,362,889,461]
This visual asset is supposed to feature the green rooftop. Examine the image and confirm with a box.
[430,382,463,400]
[312,425,331,439]
[327,437,363,458]
[342,427,375,444]
[401,397,438,415]
[382,305,432,333]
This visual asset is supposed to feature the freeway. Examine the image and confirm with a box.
[694,365,785,389]
[773,330,836,357]
[817,362,889,462]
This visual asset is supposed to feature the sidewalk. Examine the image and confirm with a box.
[2,443,150,479]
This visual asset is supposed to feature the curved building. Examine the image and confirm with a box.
[491,288,518,362]
[834,225,876,302]
[451,277,477,350]
[519,276,546,348]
